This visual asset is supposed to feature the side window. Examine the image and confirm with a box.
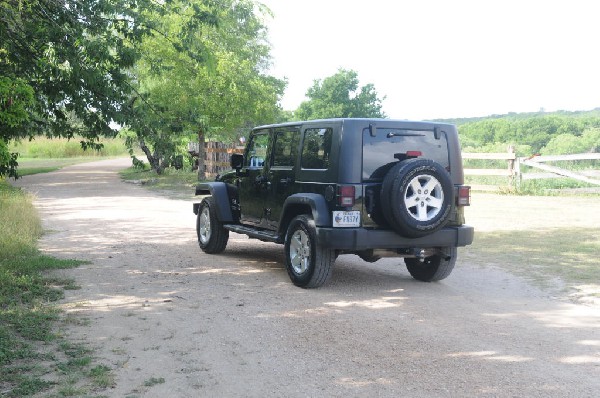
[301,128,333,169]
[245,131,269,168]
[272,127,299,167]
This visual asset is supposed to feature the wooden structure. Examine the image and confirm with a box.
[463,147,600,190]
[199,141,244,179]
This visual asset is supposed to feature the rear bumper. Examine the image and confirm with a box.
[316,225,474,250]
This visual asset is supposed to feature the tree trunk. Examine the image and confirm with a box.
[197,127,206,181]
[139,138,164,175]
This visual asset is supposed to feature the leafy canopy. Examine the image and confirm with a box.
[127,0,285,174]
[294,69,386,120]
[0,0,158,177]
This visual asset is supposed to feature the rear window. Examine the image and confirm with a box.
[362,128,450,181]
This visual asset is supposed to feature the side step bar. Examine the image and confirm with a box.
[223,224,283,243]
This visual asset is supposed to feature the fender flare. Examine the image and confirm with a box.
[281,193,331,227]
[194,182,234,222]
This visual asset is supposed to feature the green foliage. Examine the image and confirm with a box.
[0,0,160,177]
[457,111,600,154]
[0,76,35,129]
[294,69,386,120]
[127,0,285,175]
[541,128,600,155]
[0,138,19,178]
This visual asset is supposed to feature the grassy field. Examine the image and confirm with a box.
[9,136,128,159]
[0,181,113,397]
[463,193,600,302]
[9,136,131,178]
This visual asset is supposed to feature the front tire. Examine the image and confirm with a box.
[284,215,335,288]
[405,247,457,282]
[197,197,229,254]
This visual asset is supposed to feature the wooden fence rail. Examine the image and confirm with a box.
[463,148,600,188]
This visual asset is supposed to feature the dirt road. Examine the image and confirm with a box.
[14,159,600,397]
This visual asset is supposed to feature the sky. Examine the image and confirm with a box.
[258,0,600,120]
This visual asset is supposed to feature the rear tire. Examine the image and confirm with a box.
[284,215,335,288]
[405,247,457,282]
[197,197,229,254]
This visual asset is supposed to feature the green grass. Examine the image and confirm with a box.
[120,166,200,199]
[466,175,600,195]
[144,377,165,387]
[464,228,600,291]
[8,135,131,177]
[16,158,97,177]
[0,180,113,397]
[9,136,129,159]
[463,227,600,303]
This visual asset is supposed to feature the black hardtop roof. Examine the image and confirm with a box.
[253,118,456,131]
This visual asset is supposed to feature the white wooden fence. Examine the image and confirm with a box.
[463,147,600,188]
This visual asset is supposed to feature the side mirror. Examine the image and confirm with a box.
[230,153,243,169]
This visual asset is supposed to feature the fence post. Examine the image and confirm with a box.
[514,154,522,190]
[507,145,515,188]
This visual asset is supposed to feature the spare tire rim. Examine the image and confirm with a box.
[199,206,211,244]
[404,174,445,221]
[289,229,310,274]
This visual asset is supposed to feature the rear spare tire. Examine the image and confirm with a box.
[381,159,453,238]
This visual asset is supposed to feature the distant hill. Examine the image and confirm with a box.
[434,108,600,126]
[434,108,600,155]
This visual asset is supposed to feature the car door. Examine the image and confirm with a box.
[238,129,270,226]
[264,126,301,229]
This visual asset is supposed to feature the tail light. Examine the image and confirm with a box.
[457,186,471,206]
[406,151,422,158]
[338,185,355,207]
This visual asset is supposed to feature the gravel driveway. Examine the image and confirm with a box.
[14,159,600,397]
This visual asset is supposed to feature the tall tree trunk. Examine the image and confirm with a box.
[197,126,206,181]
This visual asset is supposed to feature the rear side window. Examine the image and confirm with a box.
[272,127,300,167]
[362,128,450,180]
[301,128,333,169]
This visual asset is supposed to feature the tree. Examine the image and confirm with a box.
[0,76,34,177]
[127,0,285,176]
[0,0,157,177]
[541,128,600,155]
[294,69,386,120]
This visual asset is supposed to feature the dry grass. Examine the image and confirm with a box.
[463,193,600,300]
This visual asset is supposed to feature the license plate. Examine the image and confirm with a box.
[332,211,360,228]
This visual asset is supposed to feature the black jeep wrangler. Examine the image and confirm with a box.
[193,118,474,288]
